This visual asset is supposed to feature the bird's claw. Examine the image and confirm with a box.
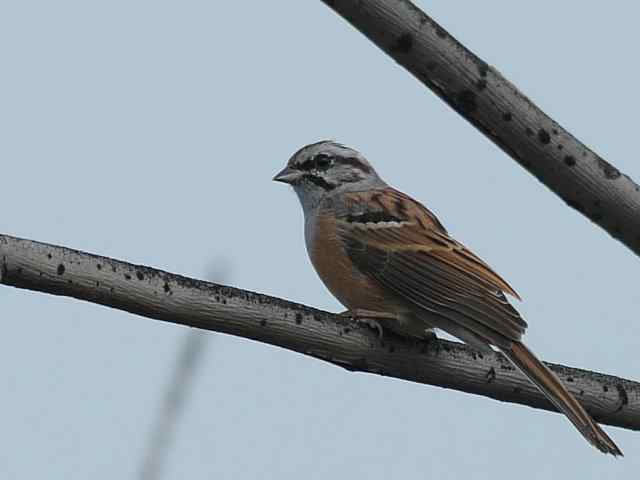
[340,310,385,340]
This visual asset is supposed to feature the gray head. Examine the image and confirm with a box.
[273,141,386,211]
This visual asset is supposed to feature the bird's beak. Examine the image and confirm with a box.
[273,166,303,184]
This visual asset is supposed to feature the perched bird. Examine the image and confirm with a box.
[274,140,622,456]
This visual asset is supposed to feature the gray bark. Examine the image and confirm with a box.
[1,234,638,430]
[321,0,640,255]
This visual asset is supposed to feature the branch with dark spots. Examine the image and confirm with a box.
[320,0,640,256]
[1,233,639,431]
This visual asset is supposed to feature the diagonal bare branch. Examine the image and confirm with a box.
[1,233,638,431]
[320,0,640,255]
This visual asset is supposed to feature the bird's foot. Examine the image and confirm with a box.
[339,309,396,340]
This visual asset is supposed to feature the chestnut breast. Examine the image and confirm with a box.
[305,209,391,312]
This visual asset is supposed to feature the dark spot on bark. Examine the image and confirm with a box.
[136,271,144,281]
[557,144,564,150]
[579,390,585,396]
[456,89,477,113]
[596,157,621,179]
[537,129,551,144]
[260,319,267,327]
[343,327,351,334]
[163,282,171,293]
[486,367,496,383]
[566,377,574,383]
[564,155,576,167]
[96,264,102,270]
[552,129,558,135]
[502,112,512,121]
[47,254,52,259]
[609,382,627,414]
[57,264,65,275]
[124,273,132,280]
[477,60,488,77]
[392,32,413,54]
[475,79,487,91]
[525,128,533,136]
[603,385,609,393]
[295,313,303,325]
[500,364,514,371]
[16,267,23,275]
[435,25,447,38]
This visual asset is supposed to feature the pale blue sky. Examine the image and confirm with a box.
[1,1,638,478]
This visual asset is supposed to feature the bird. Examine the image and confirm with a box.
[273,140,622,456]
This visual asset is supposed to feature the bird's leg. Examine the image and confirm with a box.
[339,309,398,340]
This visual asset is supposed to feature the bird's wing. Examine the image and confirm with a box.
[336,188,526,349]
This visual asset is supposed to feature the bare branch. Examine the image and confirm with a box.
[320,0,640,255]
[1,233,638,430]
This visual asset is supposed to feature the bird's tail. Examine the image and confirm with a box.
[502,341,622,456]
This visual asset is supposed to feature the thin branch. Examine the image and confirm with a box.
[139,331,207,480]
[321,0,640,255]
[1,234,638,430]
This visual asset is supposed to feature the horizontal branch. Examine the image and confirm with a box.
[1,233,638,430]
[321,0,640,255]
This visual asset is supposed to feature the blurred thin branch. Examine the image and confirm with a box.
[139,332,208,480]
[1,234,638,432]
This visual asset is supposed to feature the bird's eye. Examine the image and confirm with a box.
[314,154,333,170]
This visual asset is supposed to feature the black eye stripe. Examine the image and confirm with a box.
[314,154,333,170]
[295,154,333,171]
[341,156,371,174]
[305,175,336,190]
